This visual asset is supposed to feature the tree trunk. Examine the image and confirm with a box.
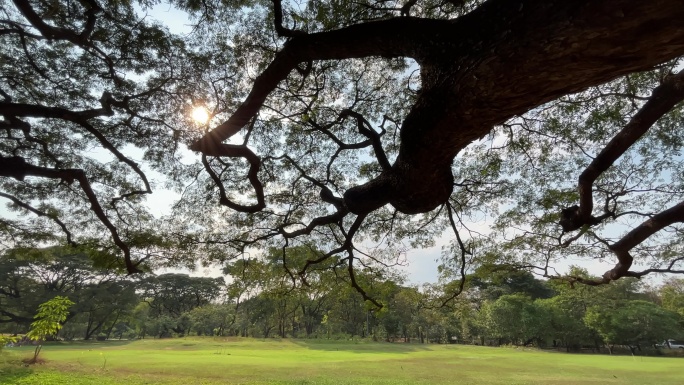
[105,312,120,340]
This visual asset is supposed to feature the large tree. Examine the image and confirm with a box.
[2,0,684,303]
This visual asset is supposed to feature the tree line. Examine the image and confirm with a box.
[2,246,682,354]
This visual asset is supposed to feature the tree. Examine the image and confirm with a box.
[659,278,684,321]
[185,0,684,294]
[0,246,136,335]
[187,304,235,336]
[536,296,594,352]
[3,0,684,305]
[26,295,74,363]
[480,294,548,346]
[584,300,681,354]
[75,280,139,340]
[138,274,224,336]
[468,267,553,302]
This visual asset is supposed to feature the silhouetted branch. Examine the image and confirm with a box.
[561,70,684,232]
[0,155,138,273]
[0,191,76,246]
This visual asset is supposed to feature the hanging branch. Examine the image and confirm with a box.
[0,191,76,246]
[0,156,138,273]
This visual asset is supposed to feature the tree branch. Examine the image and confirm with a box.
[0,156,138,273]
[0,97,153,202]
[561,70,684,232]
[201,149,265,213]
[12,0,101,45]
[190,16,449,152]
[0,191,76,246]
[272,0,305,37]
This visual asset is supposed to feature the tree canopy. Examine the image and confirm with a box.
[2,0,684,303]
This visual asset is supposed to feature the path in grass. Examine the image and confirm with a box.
[1,338,683,385]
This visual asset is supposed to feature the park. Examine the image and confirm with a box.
[3,0,684,383]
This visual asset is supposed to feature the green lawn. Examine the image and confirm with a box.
[1,338,682,384]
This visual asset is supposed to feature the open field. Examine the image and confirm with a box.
[1,338,683,385]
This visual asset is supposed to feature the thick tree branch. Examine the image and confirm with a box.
[272,0,305,37]
[193,0,684,219]
[190,16,450,152]
[565,200,684,286]
[561,71,684,232]
[12,0,101,45]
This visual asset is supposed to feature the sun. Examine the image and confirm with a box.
[191,106,210,124]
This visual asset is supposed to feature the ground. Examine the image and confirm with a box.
[1,338,683,384]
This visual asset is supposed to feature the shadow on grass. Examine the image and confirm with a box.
[2,339,137,357]
[290,338,435,354]
[49,339,136,348]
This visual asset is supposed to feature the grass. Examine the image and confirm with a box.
[1,338,683,384]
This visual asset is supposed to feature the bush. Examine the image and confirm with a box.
[1,335,18,351]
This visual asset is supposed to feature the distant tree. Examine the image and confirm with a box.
[536,296,594,351]
[481,294,549,346]
[584,300,681,354]
[0,246,136,335]
[469,268,554,302]
[187,304,234,336]
[659,278,684,322]
[77,281,139,340]
[138,274,224,336]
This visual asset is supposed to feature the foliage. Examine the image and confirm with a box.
[479,294,549,346]
[0,334,17,352]
[585,301,681,353]
[0,246,135,339]
[26,296,74,363]
[137,273,224,336]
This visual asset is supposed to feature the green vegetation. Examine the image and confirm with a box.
[25,296,74,363]
[1,338,683,385]
[3,247,684,353]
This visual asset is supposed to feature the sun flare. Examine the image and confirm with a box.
[191,106,210,124]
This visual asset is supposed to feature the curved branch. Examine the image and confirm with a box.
[340,109,391,171]
[440,202,469,306]
[190,16,449,152]
[12,0,101,44]
[567,200,684,286]
[0,156,137,273]
[0,191,76,246]
[272,0,305,37]
[201,147,265,213]
[306,118,372,150]
[561,70,684,232]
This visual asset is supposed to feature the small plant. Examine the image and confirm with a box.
[25,296,74,364]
